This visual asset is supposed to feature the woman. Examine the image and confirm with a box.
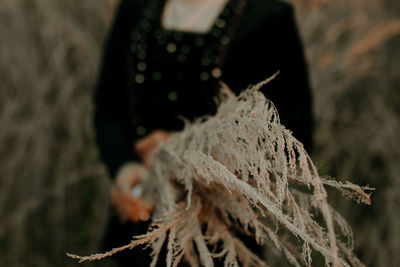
[95,0,313,265]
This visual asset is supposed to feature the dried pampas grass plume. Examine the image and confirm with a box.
[68,75,372,266]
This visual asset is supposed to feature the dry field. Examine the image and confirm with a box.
[290,0,400,266]
[0,0,399,266]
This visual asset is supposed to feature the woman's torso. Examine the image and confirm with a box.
[127,0,247,137]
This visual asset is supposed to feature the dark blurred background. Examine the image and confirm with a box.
[0,0,399,266]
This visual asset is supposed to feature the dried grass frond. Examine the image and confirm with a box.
[68,79,370,266]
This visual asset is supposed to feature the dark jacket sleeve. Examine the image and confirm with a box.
[94,0,139,178]
[224,1,314,151]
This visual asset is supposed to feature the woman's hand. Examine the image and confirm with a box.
[135,130,172,168]
[111,163,154,222]
[111,130,171,222]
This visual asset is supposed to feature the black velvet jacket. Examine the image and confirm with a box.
[94,0,313,178]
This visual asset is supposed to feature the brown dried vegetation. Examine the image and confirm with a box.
[69,81,372,266]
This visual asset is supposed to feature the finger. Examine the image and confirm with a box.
[135,130,170,155]
[118,197,140,222]
[126,198,154,222]
[126,203,146,222]
[138,211,150,221]
[135,131,159,153]
[111,187,137,221]
[135,138,156,155]
[131,207,152,222]
[112,182,154,222]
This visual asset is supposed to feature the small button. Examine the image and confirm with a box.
[168,91,178,101]
[152,72,162,81]
[211,68,222,79]
[200,72,210,81]
[201,57,211,66]
[220,36,230,45]
[135,74,145,84]
[137,62,147,72]
[215,19,226,28]
[137,51,146,60]
[166,42,177,53]
[136,126,146,136]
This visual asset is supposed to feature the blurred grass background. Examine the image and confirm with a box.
[0,0,399,266]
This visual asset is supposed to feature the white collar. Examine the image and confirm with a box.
[162,0,229,33]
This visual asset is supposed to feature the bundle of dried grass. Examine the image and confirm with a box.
[69,77,372,266]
